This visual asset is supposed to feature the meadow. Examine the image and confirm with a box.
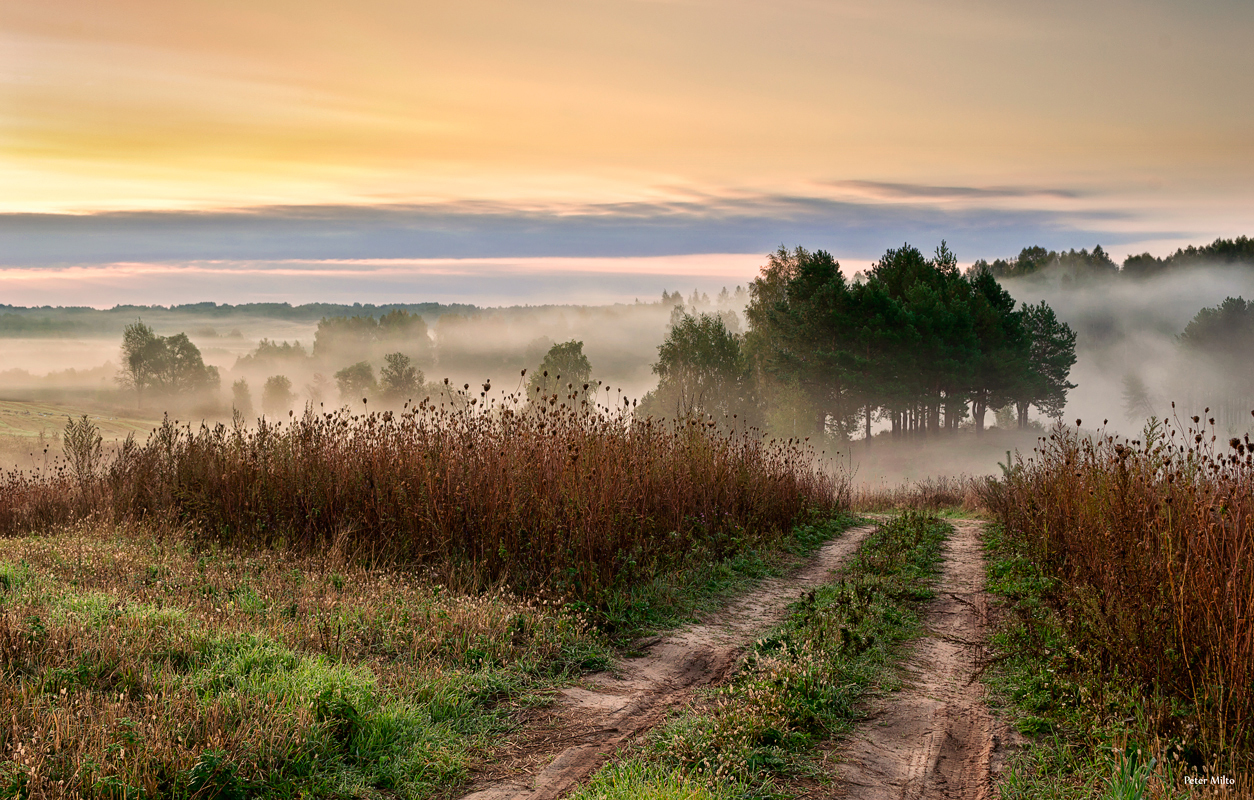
[0,386,846,798]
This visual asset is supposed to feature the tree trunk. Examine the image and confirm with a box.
[1016,401,1030,429]
[973,398,987,434]
[864,403,872,446]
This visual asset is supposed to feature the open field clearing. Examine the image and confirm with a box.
[0,401,164,472]
[0,528,611,798]
[3,388,1251,797]
[0,401,159,441]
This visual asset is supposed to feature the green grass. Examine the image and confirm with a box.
[568,761,740,800]
[981,524,1200,800]
[575,511,949,799]
[0,530,612,799]
[0,513,861,799]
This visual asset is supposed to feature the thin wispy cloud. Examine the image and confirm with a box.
[825,181,1081,202]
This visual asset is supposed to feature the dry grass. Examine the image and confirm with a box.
[0,383,840,610]
[0,383,847,797]
[981,414,1254,771]
[851,476,980,513]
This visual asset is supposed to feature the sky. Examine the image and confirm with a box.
[2,0,1253,306]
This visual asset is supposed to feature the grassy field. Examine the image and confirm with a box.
[0,400,164,471]
[0,401,161,440]
[0,527,613,798]
[0,391,848,797]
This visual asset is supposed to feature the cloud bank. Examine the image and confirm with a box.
[0,194,1157,267]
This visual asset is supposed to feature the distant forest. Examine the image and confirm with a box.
[6,234,1254,442]
[978,235,1254,280]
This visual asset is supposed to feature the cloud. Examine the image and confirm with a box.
[0,194,1166,268]
[824,180,1082,202]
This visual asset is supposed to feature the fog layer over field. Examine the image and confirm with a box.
[1003,265,1254,436]
[5,256,1254,481]
[0,296,724,411]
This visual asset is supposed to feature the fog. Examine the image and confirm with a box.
[1003,265,1254,437]
[4,262,1254,480]
[0,295,731,424]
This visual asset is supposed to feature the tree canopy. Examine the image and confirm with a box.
[528,340,593,400]
[742,243,1076,442]
[314,309,431,364]
[638,311,755,422]
[118,320,219,408]
[1176,296,1254,433]
[380,352,424,402]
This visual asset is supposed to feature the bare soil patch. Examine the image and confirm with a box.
[459,522,880,800]
[833,519,1011,800]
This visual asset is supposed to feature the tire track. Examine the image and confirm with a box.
[834,519,1009,800]
[459,522,880,800]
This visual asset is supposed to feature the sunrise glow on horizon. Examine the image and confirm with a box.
[3,0,1253,302]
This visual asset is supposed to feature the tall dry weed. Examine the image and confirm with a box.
[984,414,1254,765]
[851,475,978,512]
[0,383,841,607]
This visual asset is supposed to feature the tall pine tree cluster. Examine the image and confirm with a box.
[740,243,1077,441]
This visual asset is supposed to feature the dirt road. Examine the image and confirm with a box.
[833,518,1009,800]
[459,522,880,800]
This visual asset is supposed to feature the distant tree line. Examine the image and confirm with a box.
[977,236,1254,281]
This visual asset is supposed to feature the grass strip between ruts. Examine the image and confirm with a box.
[569,510,949,800]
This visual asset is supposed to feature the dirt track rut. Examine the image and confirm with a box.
[459,522,879,800]
[834,519,1008,800]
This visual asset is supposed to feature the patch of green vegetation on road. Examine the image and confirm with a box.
[573,511,949,800]
[981,524,1197,800]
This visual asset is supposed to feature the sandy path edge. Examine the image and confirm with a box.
[457,522,880,800]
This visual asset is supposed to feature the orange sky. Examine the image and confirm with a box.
[2,0,1253,293]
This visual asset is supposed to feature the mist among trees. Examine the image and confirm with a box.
[11,234,1254,459]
